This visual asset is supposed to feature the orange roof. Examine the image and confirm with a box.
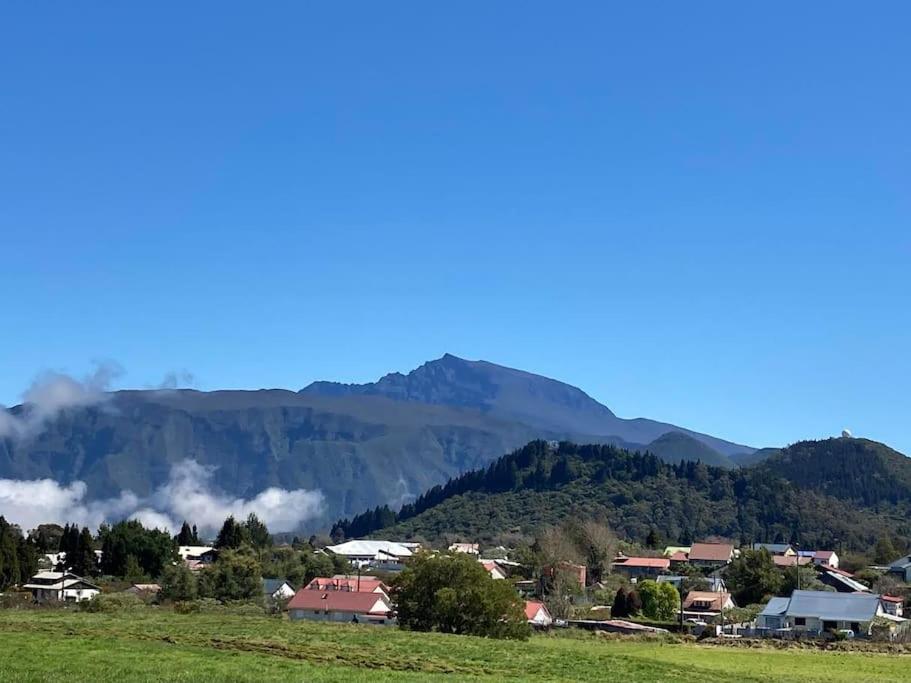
[688,543,734,562]
[682,591,732,611]
[882,595,904,603]
[525,600,548,620]
[669,551,689,562]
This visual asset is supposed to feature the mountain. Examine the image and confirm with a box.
[302,354,753,458]
[0,355,752,531]
[334,438,911,551]
[643,432,729,468]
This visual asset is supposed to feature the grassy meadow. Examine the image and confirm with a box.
[0,609,908,682]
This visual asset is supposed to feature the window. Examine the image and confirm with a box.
[794,617,806,626]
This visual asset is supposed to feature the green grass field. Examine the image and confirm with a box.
[0,609,907,682]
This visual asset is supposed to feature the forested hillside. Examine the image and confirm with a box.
[332,439,911,551]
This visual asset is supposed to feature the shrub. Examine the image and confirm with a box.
[78,593,145,613]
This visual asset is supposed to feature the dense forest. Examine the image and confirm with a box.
[331,438,911,552]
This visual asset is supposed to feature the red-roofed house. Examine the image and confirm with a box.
[611,556,671,579]
[304,576,389,596]
[688,543,735,569]
[287,589,393,625]
[525,600,553,628]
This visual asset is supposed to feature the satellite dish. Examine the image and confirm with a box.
[841,429,853,438]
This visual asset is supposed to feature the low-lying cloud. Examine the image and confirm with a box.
[0,362,122,439]
[0,460,324,535]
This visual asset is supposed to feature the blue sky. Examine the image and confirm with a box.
[1,2,909,453]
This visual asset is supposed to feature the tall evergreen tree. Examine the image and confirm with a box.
[176,521,198,546]
[215,516,248,549]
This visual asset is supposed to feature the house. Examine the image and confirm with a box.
[757,590,896,636]
[688,543,735,569]
[23,572,100,603]
[813,551,839,568]
[887,555,911,582]
[449,543,480,555]
[525,600,553,628]
[177,545,218,568]
[682,591,735,617]
[881,595,904,618]
[262,578,296,601]
[480,560,507,580]
[817,566,870,593]
[305,576,390,596]
[325,540,414,570]
[752,543,795,556]
[287,589,393,625]
[124,583,161,597]
[611,556,670,579]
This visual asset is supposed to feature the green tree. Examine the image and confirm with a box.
[724,549,783,606]
[637,580,678,620]
[0,517,21,590]
[68,527,98,577]
[29,524,64,553]
[160,563,198,601]
[873,537,898,565]
[215,516,249,550]
[16,535,39,584]
[782,565,832,595]
[392,552,529,640]
[175,521,199,546]
[243,514,272,549]
[612,587,629,618]
[203,549,262,601]
[100,520,176,578]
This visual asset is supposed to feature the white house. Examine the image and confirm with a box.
[525,600,553,628]
[262,578,296,601]
[23,572,100,603]
[325,540,414,570]
[757,590,901,636]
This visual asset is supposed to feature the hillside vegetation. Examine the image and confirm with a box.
[334,439,911,550]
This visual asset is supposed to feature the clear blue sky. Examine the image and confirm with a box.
[1,2,909,453]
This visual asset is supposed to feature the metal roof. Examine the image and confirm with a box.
[786,590,881,622]
[326,540,413,558]
[759,597,791,617]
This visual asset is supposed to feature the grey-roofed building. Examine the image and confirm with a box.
[262,578,296,601]
[751,543,795,556]
[887,555,911,582]
[757,590,893,636]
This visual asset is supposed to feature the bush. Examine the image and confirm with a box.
[78,593,146,613]
[392,552,530,640]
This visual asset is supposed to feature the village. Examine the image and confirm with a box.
[13,530,911,644]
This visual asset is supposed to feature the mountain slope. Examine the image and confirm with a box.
[335,438,911,550]
[1,355,753,532]
[303,354,754,457]
[644,432,730,467]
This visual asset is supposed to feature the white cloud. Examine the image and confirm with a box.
[0,460,323,536]
[0,362,123,439]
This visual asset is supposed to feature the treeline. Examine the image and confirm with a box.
[331,439,911,552]
[1,512,350,599]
